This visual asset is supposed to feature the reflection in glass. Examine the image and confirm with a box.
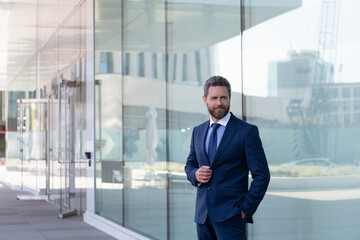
[121,1,167,237]
[94,0,360,239]
[94,0,124,226]
[167,2,241,239]
[243,0,360,239]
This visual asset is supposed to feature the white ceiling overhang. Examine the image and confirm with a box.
[0,0,301,91]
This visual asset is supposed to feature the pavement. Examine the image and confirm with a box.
[0,183,117,240]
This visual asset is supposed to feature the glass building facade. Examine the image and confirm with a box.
[3,0,360,239]
[93,0,360,239]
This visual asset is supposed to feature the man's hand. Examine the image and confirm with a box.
[195,166,213,183]
[241,210,246,219]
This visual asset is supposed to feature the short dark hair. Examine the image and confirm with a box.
[203,76,231,97]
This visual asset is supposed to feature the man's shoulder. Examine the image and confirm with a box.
[194,120,209,130]
[192,113,258,130]
[229,113,258,131]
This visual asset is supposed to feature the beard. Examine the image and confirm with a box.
[208,105,230,120]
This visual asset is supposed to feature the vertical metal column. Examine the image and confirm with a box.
[94,79,103,214]
[58,79,64,218]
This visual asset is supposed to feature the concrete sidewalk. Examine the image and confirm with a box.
[0,183,117,240]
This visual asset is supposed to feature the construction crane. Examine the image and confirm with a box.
[287,0,341,159]
[308,0,341,124]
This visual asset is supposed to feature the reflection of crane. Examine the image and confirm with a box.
[287,0,341,159]
[308,0,341,124]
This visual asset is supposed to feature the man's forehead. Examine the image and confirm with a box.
[208,86,227,90]
[208,86,229,94]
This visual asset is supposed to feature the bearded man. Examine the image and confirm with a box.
[185,76,270,240]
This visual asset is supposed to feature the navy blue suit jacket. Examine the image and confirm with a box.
[185,113,270,224]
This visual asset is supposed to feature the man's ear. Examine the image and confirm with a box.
[203,96,207,103]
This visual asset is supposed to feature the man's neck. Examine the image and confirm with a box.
[210,111,231,126]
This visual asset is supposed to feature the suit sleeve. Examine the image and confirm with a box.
[242,125,271,218]
[184,127,200,187]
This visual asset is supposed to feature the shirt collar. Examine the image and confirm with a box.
[209,111,231,127]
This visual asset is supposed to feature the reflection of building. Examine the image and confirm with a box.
[267,50,360,127]
[329,83,360,126]
[268,50,333,101]
[247,82,360,127]
[96,49,214,86]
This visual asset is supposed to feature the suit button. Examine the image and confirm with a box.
[207,187,210,191]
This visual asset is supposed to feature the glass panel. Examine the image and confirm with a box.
[354,87,360,98]
[94,0,124,225]
[6,56,37,187]
[122,1,167,239]
[167,1,241,239]
[17,101,47,194]
[5,92,24,188]
[44,3,87,216]
[75,57,87,214]
[242,0,360,239]
[48,95,61,203]
[57,81,70,211]
[53,75,78,218]
[4,0,87,219]
[48,61,86,217]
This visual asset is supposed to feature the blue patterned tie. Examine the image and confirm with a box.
[208,123,220,164]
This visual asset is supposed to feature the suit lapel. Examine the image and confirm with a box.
[198,121,210,166]
[211,114,238,165]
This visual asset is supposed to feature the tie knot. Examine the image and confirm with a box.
[212,123,220,131]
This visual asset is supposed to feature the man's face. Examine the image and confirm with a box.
[203,86,231,122]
